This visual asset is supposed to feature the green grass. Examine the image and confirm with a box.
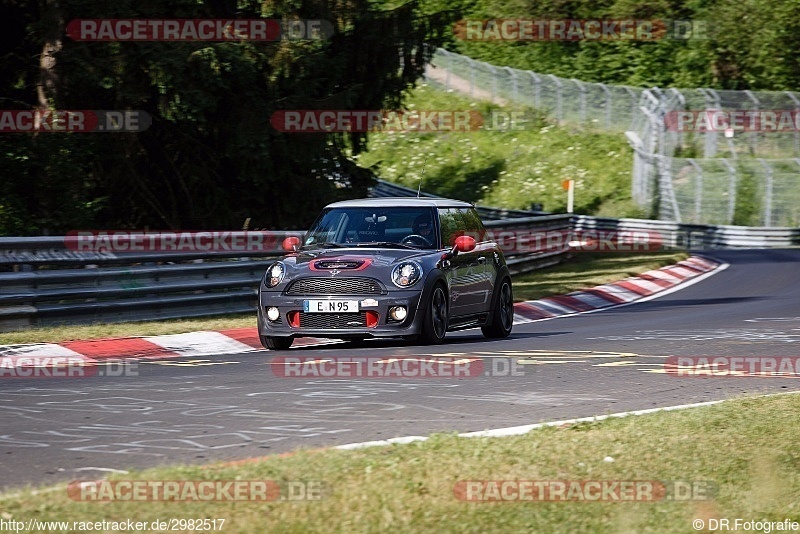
[355,84,640,217]
[2,393,799,532]
[0,252,687,345]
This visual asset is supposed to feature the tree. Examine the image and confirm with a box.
[0,0,455,234]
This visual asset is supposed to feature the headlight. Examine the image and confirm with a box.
[265,261,286,288]
[391,261,422,288]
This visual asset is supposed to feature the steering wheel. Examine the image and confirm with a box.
[401,234,433,247]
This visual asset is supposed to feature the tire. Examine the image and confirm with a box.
[482,278,513,339]
[421,284,448,344]
[260,335,293,350]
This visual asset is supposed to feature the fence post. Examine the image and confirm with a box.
[689,159,704,223]
[602,83,612,129]
[491,64,498,101]
[504,67,518,103]
[744,90,760,156]
[623,87,639,131]
[442,49,451,91]
[721,159,738,224]
[467,57,476,97]
[698,88,720,158]
[572,78,587,125]
[546,74,563,122]
[758,158,773,227]
[786,91,800,156]
[529,72,541,110]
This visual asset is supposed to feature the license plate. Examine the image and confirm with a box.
[303,300,360,313]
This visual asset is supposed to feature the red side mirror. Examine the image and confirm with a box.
[282,236,300,252]
[454,235,476,253]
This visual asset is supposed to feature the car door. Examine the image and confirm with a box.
[460,207,494,313]
[438,208,491,317]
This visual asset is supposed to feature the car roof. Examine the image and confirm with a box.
[325,197,474,209]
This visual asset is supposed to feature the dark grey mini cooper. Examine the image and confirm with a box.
[258,198,513,350]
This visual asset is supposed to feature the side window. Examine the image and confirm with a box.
[438,208,460,247]
[438,207,486,247]
[460,208,486,240]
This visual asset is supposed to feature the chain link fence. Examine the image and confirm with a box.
[427,48,642,132]
[425,48,800,227]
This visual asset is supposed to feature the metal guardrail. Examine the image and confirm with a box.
[0,231,303,330]
[0,213,796,331]
[572,216,800,249]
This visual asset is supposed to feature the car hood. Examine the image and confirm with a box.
[275,247,436,281]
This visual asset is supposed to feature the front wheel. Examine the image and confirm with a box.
[260,335,293,350]
[482,278,513,339]
[421,284,448,344]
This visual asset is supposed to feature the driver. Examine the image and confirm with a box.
[411,212,434,245]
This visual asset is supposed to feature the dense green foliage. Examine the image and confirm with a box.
[2,0,797,235]
[417,0,800,90]
[0,0,454,234]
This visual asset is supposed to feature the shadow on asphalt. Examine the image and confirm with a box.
[285,331,571,351]
[605,296,768,313]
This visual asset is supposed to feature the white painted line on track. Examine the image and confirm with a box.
[333,389,800,451]
[144,331,257,357]
[73,467,130,474]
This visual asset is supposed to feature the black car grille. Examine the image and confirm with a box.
[299,312,367,329]
[285,277,384,295]
[313,260,364,270]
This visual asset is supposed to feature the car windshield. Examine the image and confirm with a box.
[303,206,438,250]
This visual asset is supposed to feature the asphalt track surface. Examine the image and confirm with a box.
[1,249,799,490]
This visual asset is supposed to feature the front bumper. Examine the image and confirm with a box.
[258,289,426,339]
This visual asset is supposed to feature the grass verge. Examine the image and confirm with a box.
[2,393,798,532]
[0,251,688,345]
[355,84,639,217]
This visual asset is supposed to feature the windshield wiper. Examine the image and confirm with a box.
[354,241,418,249]
[303,242,347,249]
